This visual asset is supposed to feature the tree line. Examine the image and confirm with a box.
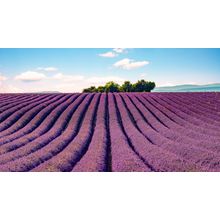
[83,79,156,93]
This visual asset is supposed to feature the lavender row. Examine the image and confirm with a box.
[0,94,65,137]
[0,94,33,108]
[0,94,85,165]
[33,94,100,171]
[0,94,93,171]
[72,93,108,172]
[157,93,220,128]
[176,93,220,110]
[133,94,220,151]
[167,93,220,124]
[0,94,75,145]
[107,93,150,172]
[139,94,220,142]
[0,94,56,132]
[148,94,220,136]
[0,94,41,112]
[0,94,52,125]
[114,93,197,172]
[122,94,220,171]
[0,92,220,172]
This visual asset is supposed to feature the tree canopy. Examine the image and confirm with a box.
[105,81,120,93]
[82,79,156,93]
[120,81,133,92]
[132,80,156,92]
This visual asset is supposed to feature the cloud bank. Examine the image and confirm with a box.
[99,52,118,58]
[98,48,127,58]
[114,58,149,70]
[15,71,47,82]
[5,69,126,93]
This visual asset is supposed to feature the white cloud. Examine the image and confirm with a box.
[113,48,126,53]
[53,73,85,82]
[99,52,118,58]
[99,48,127,58]
[15,71,47,82]
[8,68,129,93]
[114,58,149,70]
[37,67,58,72]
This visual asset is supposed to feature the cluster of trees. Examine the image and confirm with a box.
[83,80,156,93]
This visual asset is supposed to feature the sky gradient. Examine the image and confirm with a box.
[0,48,220,92]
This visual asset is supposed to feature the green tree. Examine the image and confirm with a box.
[120,81,133,92]
[133,80,156,92]
[82,86,97,93]
[147,81,156,91]
[82,79,156,93]
[97,86,106,92]
[105,81,120,93]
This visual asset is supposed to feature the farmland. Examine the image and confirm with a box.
[0,92,220,172]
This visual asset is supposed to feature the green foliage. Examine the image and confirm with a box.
[104,81,120,93]
[97,86,106,92]
[82,79,156,93]
[120,81,133,92]
[132,80,156,92]
[148,81,156,91]
[82,86,97,93]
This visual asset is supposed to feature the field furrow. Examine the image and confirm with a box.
[0,92,220,172]
[0,94,75,146]
[72,93,108,172]
[0,94,85,167]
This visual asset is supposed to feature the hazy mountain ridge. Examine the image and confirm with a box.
[154,83,220,92]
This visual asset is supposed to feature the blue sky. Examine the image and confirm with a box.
[0,48,220,92]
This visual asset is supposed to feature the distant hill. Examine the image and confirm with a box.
[154,83,220,92]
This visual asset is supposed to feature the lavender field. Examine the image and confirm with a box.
[0,92,220,172]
